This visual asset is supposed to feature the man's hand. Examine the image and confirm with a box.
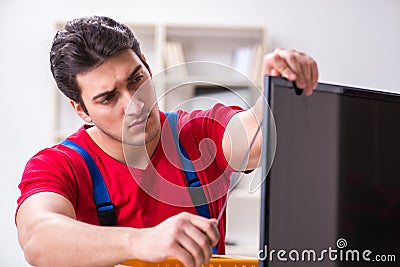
[223,48,319,171]
[134,212,219,267]
[263,48,319,95]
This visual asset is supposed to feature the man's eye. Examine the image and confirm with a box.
[101,94,115,104]
[128,74,144,90]
[128,74,144,89]
[135,74,144,82]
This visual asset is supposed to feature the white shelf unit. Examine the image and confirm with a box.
[161,25,268,112]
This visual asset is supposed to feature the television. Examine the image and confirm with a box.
[260,76,400,267]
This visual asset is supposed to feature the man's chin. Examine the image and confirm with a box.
[121,135,147,147]
[123,112,160,145]
[123,129,159,147]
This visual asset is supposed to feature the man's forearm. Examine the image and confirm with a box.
[18,193,219,267]
[20,214,138,267]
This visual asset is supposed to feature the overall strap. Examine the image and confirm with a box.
[61,139,117,226]
[165,112,218,254]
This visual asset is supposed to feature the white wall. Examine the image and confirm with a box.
[0,0,398,265]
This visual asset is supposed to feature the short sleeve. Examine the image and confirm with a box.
[177,103,244,174]
[16,146,82,215]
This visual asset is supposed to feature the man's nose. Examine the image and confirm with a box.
[123,92,144,116]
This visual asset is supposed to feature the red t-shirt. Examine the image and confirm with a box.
[17,104,243,254]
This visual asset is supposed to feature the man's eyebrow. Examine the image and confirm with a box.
[92,88,117,101]
[91,65,143,101]
[126,65,143,82]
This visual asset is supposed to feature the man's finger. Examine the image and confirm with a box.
[264,49,296,80]
[311,60,319,89]
[182,223,212,264]
[270,55,297,81]
[302,56,318,95]
[299,59,313,95]
[189,217,219,246]
[277,49,306,87]
[177,230,206,267]
[173,245,196,267]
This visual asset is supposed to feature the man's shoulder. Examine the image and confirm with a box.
[175,103,244,128]
[26,143,83,171]
[161,103,243,122]
[18,129,89,214]
[26,126,89,170]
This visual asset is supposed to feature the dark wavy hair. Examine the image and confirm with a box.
[50,16,150,114]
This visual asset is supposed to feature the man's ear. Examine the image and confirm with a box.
[70,100,92,123]
[141,54,152,77]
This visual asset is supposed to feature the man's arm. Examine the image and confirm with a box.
[222,48,319,171]
[16,192,219,267]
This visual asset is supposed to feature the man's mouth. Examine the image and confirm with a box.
[127,116,149,129]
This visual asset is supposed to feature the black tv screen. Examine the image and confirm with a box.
[260,76,400,267]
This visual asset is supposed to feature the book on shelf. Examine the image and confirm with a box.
[163,41,264,86]
[231,43,264,86]
[164,41,188,79]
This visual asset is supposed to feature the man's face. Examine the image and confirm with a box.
[76,49,160,146]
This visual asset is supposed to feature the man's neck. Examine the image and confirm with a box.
[86,126,160,169]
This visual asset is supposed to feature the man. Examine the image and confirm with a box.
[16,16,318,267]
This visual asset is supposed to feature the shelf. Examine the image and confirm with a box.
[165,25,266,67]
[166,24,265,40]
[164,76,259,88]
[128,24,159,72]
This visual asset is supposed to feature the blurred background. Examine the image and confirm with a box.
[0,0,399,265]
